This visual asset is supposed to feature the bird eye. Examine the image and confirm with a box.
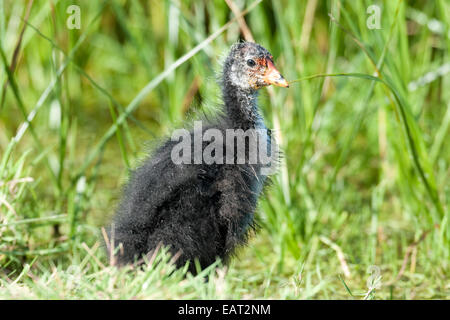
[247,59,256,67]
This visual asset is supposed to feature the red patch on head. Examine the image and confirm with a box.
[254,57,267,66]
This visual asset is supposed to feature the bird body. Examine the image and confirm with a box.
[109,42,288,273]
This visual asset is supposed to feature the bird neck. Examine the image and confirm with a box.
[222,83,262,130]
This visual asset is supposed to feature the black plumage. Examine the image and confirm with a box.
[108,42,288,273]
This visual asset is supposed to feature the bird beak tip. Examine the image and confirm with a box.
[277,78,289,88]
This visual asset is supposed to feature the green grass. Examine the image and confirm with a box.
[0,0,449,299]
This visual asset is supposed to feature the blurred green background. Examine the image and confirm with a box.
[0,0,448,299]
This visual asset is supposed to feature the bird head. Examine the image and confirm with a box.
[224,42,289,91]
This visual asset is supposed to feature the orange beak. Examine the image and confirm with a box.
[263,59,289,88]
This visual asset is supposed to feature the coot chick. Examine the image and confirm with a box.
[109,42,288,273]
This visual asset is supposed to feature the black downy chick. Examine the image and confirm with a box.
[108,42,289,273]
